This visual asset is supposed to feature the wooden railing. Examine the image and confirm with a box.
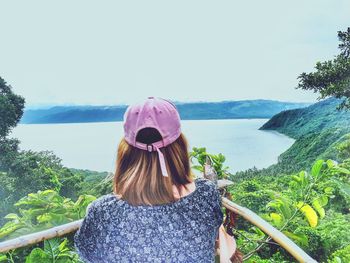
[221,197,317,262]
[0,179,317,262]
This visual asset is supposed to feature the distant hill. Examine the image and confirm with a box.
[20,100,309,124]
[260,97,350,169]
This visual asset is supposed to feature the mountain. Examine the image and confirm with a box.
[260,98,350,170]
[20,100,309,124]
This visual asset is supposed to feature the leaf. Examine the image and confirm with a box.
[334,167,350,175]
[36,213,53,223]
[338,182,350,197]
[58,238,68,252]
[4,213,20,221]
[324,187,334,194]
[0,255,7,262]
[251,226,266,239]
[318,195,328,206]
[25,248,51,263]
[283,231,308,247]
[279,197,292,220]
[73,195,96,218]
[44,238,61,260]
[0,222,24,238]
[292,175,301,183]
[311,160,324,178]
[298,170,310,187]
[56,258,73,263]
[297,202,318,227]
[312,198,326,219]
[267,196,292,220]
[326,159,336,168]
[269,213,283,228]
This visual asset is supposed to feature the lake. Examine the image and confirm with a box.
[11,119,294,174]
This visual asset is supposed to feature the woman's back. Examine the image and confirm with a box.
[74,177,223,263]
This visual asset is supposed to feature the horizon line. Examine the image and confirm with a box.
[26,98,315,110]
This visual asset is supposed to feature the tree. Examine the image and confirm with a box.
[0,77,25,138]
[297,28,350,109]
[0,78,84,222]
[0,77,25,172]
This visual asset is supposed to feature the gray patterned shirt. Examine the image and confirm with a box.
[74,178,223,263]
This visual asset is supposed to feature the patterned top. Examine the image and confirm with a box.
[74,178,223,263]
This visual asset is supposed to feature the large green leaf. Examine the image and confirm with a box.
[44,238,61,260]
[297,202,318,227]
[311,159,324,178]
[25,248,51,263]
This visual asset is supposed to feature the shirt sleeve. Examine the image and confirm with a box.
[211,183,224,228]
[74,202,103,263]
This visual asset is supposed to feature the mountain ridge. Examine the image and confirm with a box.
[20,99,310,124]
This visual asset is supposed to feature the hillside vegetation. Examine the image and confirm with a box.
[260,98,350,171]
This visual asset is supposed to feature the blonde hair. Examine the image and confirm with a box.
[113,128,195,206]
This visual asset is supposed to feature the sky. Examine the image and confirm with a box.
[0,0,349,108]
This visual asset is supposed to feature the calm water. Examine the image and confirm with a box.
[11,119,294,173]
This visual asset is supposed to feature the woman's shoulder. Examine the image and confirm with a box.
[195,177,219,191]
[86,193,121,213]
[85,178,218,212]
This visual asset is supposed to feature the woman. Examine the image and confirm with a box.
[74,97,224,262]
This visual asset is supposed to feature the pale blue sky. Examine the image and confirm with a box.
[0,0,349,107]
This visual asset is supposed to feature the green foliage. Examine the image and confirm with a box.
[0,254,8,262]
[328,244,350,263]
[0,77,25,178]
[189,147,231,179]
[297,28,350,109]
[0,152,348,262]
[316,211,350,259]
[336,134,350,160]
[0,77,25,138]
[0,190,96,240]
[0,150,85,225]
[260,98,350,171]
[229,158,350,262]
[25,238,82,263]
[231,181,271,214]
[69,168,112,196]
[245,252,290,263]
[0,78,85,226]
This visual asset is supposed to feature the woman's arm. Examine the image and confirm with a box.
[74,202,103,263]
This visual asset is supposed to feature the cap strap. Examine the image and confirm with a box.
[135,140,164,151]
[132,141,169,177]
[153,145,169,177]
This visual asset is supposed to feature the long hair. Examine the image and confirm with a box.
[113,127,195,206]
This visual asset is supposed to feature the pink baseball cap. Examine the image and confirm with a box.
[123,97,182,177]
